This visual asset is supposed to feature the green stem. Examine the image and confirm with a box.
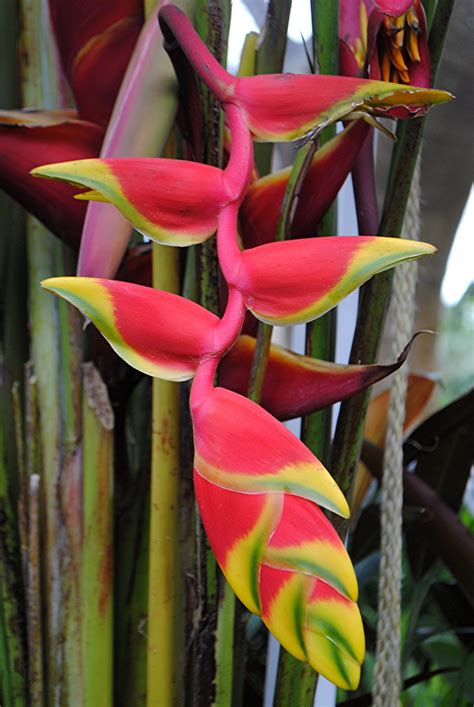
[20,1,84,701]
[26,474,45,707]
[254,0,292,175]
[330,0,456,532]
[148,245,182,707]
[82,364,114,707]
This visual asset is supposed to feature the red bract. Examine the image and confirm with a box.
[229,236,435,325]
[220,334,418,420]
[49,0,144,126]
[191,385,349,518]
[41,277,220,381]
[240,121,369,248]
[32,158,231,246]
[0,111,103,248]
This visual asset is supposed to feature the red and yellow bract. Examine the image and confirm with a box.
[41,277,220,381]
[32,158,231,246]
[232,236,435,325]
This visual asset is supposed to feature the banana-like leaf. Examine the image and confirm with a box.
[0,110,103,248]
[49,0,144,126]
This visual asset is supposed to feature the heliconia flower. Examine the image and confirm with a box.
[49,0,144,126]
[159,4,450,142]
[31,158,232,246]
[239,121,369,248]
[228,236,436,326]
[41,277,220,381]
[340,0,430,87]
[219,334,417,420]
[192,386,364,688]
[0,110,103,249]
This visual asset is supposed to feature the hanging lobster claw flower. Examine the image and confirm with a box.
[340,0,430,87]
[41,277,220,381]
[240,121,369,248]
[0,111,103,249]
[220,334,418,420]
[49,0,144,126]
[192,387,364,688]
[31,158,231,246]
[229,236,436,326]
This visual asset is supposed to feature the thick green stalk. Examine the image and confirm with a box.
[0,1,27,702]
[301,0,339,469]
[330,0,456,529]
[20,2,83,702]
[148,244,182,707]
[82,364,114,707]
[254,0,292,175]
[143,6,183,704]
[26,474,44,707]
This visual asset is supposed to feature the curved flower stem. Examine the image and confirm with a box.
[159,4,233,102]
[330,0,456,532]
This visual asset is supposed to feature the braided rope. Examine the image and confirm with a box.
[372,157,421,706]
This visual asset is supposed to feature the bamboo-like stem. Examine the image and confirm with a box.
[12,382,29,602]
[254,0,292,175]
[302,0,339,470]
[330,0,456,531]
[148,244,182,707]
[27,474,45,707]
[144,6,183,703]
[0,2,28,702]
[20,1,83,702]
[82,364,114,707]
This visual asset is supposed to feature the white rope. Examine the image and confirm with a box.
[372,156,421,707]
